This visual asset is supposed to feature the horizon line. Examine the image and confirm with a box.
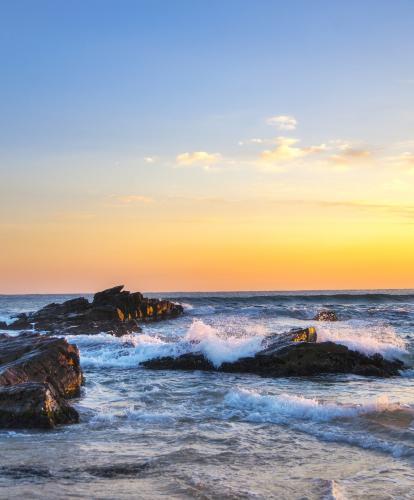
[1,287,414,296]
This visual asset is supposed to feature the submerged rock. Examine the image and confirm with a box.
[314,310,338,321]
[0,333,83,428]
[143,327,404,378]
[4,285,184,336]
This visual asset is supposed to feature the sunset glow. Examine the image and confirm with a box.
[1,1,413,293]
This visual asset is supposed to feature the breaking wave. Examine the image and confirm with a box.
[316,322,407,359]
[75,319,266,369]
[75,316,408,370]
[224,389,399,423]
[223,389,414,458]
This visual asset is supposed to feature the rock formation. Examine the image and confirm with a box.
[143,327,404,378]
[0,333,83,428]
[5,285,184,336]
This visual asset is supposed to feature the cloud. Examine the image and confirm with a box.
[329,147,371,164]
[266,115,297,130]
[260,137,325,165]
[176,151,221,168]
[238,138,276,146]
[144,157,156,163]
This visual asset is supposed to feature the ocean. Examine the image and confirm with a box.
[0,290,413,499]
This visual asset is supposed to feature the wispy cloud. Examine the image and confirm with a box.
[259,137,325,168]
[176,151,221,169]
[266,115,297,130]
[328,147,371,165]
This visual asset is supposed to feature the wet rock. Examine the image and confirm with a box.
[314,310,338,321]
[6,313,32,330]
[5,285,184,336]
[0,333,83,428]
[0,333,83,396]
[143,328,404,378]
[0,382,79,429]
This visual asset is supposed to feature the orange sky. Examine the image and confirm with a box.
[1,195,413,293]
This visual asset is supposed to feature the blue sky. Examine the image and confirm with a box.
[1,0,413,156]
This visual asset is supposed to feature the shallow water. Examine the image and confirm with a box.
[1,290,414,499]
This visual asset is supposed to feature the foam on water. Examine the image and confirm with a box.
[316,321,407,359]
[224,389,398,423]
[76,319,266,368]
[74,316,409,370]
[184,320,265,367]
[223,389,414,458]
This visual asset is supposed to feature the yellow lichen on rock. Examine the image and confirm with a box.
[116,308,125,321]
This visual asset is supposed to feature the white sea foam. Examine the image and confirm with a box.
[76,319,266,369]
[316,321,407,359]
[184,320,264,367]
[72,314,409,370]
[79,334,178,369]
[224,388,393,423]
[223,389,414,457]
[179,302,194,311]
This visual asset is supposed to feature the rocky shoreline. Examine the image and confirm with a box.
[2,285,184,337]
[0,289,408,429]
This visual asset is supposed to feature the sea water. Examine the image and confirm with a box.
[0,291,413,499]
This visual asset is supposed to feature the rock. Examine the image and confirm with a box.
[5,285,184,336]
[6,314,32,330]
[0,333,83,428]
[0,333,83,396]
[314,310,338,321]
[0,321,7,329]
[0,383,79,429]
[143,328,405,378]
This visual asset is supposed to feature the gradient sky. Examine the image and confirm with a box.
[1,0,413,293]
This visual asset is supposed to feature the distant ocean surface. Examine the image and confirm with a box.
[1,290,414,499]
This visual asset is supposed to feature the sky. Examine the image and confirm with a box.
[0,0,413,293]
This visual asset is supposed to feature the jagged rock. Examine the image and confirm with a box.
[0,383,79,429]
[143,327,404,378]
[0,333,83,428]
[5,285,184,336]
[6,314,32,331]
[314,310,338,321]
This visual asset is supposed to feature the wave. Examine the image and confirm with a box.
[224,389,395,423]
[74,315,409,370]
[76,320,266,369]
[316,322,407,359]
[223,389,414,458]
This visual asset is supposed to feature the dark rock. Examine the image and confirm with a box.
[143,328,405,378]
[0,321,7,329]
[0,382,79,429]
[0,333,83,428]
[314,310,338,321]
[0,333,83,397]
[4,285,184,336]
[7,313,32,330]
